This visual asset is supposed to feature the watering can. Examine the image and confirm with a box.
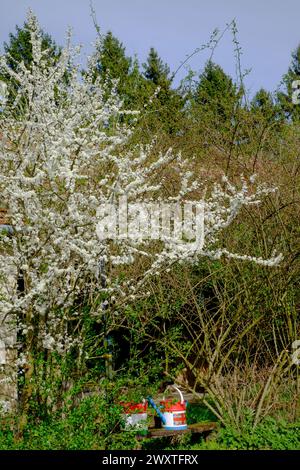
[147,385,187,430]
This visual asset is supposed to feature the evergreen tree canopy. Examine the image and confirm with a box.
[250,88,283,132]
[142,47,171,87]
[3,19,61,72]
[89,31,148,109]
[193,60,239,123]
[94,31,131,81]
[140,47,184,134]
[251,88,276,117]
[277,44,300,121]
[0,14,61,109]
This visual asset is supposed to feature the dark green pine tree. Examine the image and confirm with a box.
[90,30,156,112]
[252,88,273,109]
[277,44,300,121]
[142,47,184,134]
[95,31,131,82]
[193,60,239,124]
[142,47,171,87]
[3,22,60,72]
[91,31,143,108]
[249,88,285,141]
[0,15,61,109]
[251,88,279,121]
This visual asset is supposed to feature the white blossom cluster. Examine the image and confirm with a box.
[0,12,282,359]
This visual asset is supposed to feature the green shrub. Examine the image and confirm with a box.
[191,417,300,450]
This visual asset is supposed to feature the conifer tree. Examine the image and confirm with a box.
[251,88,279,122]
[142,47,171,87]
[95,31,131,82]
[90,31,144,109]
[0,13,61,107]
[277,44,300,121]
[142,47,184,134]
[193,60,239,124]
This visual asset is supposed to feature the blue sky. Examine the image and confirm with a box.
[0,0,299,96]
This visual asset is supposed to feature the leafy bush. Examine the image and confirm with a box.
[191,417,300,450]
[0,394,138,450]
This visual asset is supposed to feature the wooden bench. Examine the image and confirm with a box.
[137,421,218,442]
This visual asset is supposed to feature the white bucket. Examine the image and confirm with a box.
[123,412,148,432]
[120,401,148,435]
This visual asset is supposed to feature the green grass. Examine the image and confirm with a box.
[0,396,299,450]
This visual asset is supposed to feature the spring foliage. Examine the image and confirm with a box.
[0,13,286,431]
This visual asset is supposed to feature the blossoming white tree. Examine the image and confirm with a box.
[0,12,282,422]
